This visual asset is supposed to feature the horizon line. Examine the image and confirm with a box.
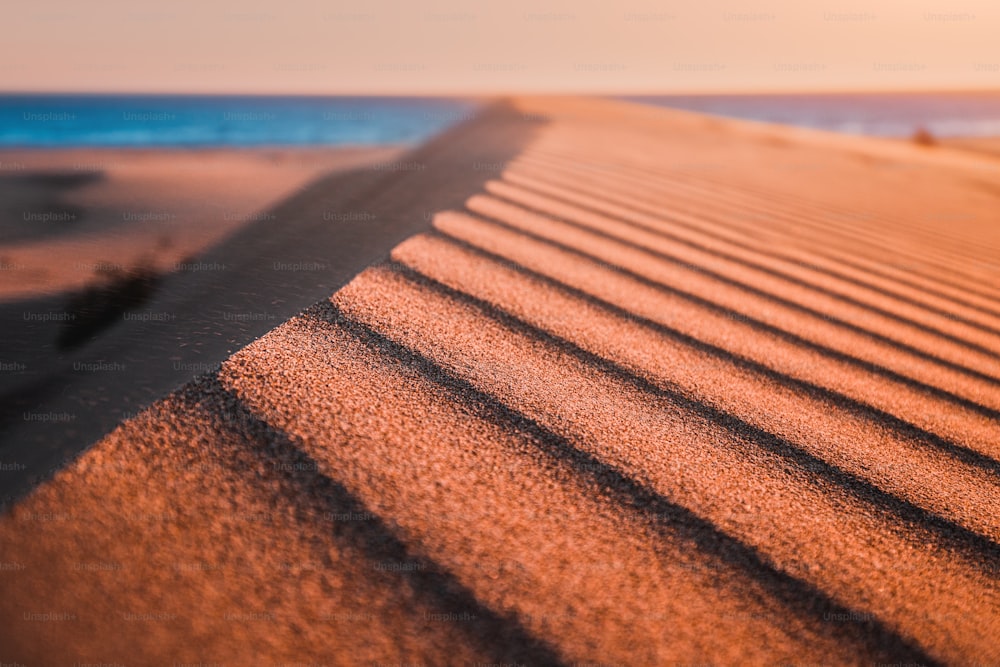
[2,86,1000,98]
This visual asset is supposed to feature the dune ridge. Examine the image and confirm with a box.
[1,96,998,665]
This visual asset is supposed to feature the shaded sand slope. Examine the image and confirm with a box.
[2,97,999,665]
[0,147,403,503]
[0,147,403,299]
[0,105,535,505]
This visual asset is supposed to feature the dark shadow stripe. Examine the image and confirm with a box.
[662,162,996,265]
[382,260,1000,572]
[517,151,1000,318]
[309,301,941,665]
[518,161,1000,325]
[437,211,1000,425]
[196,374,568,666]
[818,248,1000,323]
[411,231,1000,482]
[536,155,1000,312]
[522,152,1000,309]
[492,177,1000,360]
[498,172,1000,341]
[471,193,1000,389]
[524,149,995,271]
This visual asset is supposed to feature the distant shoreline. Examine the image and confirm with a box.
[621,91,1000,138]
[0,95,480,148]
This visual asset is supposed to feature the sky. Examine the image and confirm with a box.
[3,0,999,95]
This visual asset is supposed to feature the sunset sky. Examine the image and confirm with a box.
[3,0,999,94]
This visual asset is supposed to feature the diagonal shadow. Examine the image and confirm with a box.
[380,260,1000,571]
[513,153,1000,317]
[504,160,1000,328]
[495,173,1000,343]
[448,209,1000,424]
[193,373,568,666]
[522,148,993,273]
[308,300,940,665]
[469,193,1000,389]
[511,153,1000,325]
[658,161,997,269]
[410,230,1000,481]
[811,245,1000,321]
[535,154,1000,312]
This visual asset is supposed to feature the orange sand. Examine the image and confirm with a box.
[1,97,999,665]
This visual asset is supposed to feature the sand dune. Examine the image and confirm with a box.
[1,97,999,665]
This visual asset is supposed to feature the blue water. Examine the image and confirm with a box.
[621,92,1000,138]
[0,95,479,147]
[7,93,1000,146]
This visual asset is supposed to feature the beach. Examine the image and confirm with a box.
[1,96,999,664]
[0,146,403,299]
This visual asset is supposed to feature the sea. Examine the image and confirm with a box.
[2,92,1000,147]
[621,91,1000,138]
[0,95,480,148]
